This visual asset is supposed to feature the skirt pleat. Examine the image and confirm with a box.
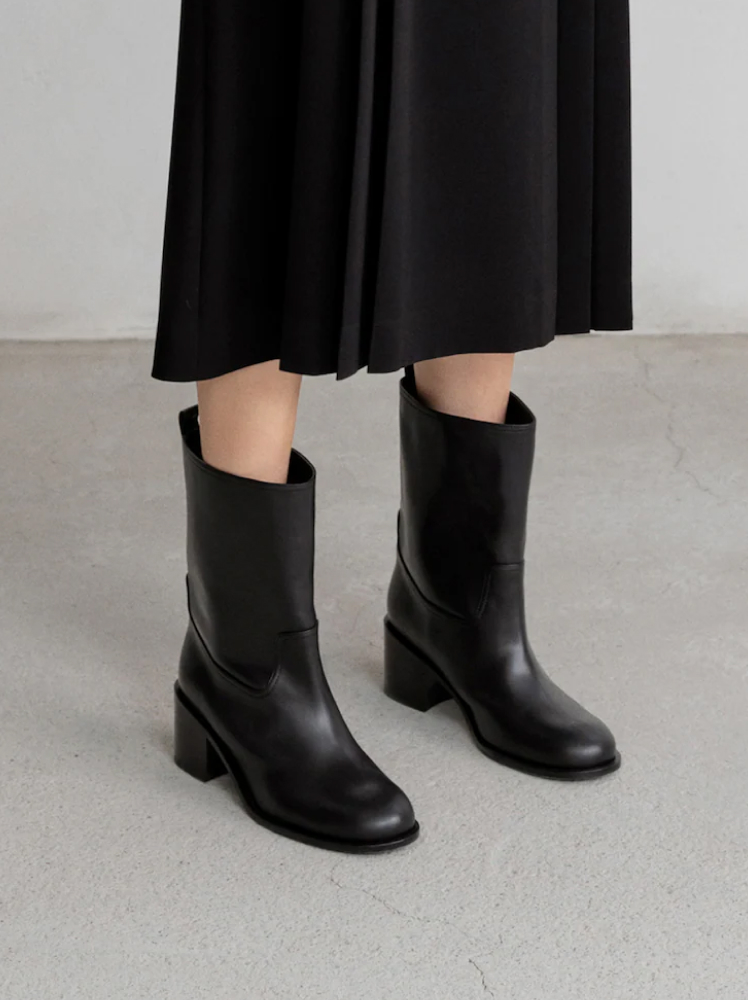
[153,0,632,382]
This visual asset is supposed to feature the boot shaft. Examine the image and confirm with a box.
[398,375,537,618]
[180,406,317,672]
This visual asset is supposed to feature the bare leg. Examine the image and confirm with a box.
[413,353,516,424]
[197,360,301,483]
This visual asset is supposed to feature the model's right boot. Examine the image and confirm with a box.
[173,406,419,853]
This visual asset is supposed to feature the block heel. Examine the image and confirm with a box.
[384,620,452,713]
[174,686,228,783]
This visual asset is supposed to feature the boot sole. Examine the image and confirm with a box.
[384,620,622,782]
[173,683,420,854]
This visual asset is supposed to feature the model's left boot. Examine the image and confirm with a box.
[384,372,621,780]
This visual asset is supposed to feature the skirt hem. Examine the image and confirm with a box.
[150,316,633,384]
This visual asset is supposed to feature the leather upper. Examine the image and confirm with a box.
[389,378,617,772]
[178,405,417,844]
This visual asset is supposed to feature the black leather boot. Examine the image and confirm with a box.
[174,406,419,852]
[385,375,621,780]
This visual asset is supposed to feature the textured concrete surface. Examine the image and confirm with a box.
[1,335,747,998]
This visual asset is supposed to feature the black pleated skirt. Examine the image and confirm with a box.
[153,0,632,382]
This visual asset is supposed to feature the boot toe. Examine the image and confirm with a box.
[555,718,618,772]
[349,780,418,845]
[268,766,418,848]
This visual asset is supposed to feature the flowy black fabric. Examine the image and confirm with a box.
[153,0,632,382]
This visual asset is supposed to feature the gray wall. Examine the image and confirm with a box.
[0,0,177,339]
[0,0,746,341]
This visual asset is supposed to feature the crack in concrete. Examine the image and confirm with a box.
[327,868,502,997]
[469,957,498,999]
[327,865,475,945]
[634,346,735,505]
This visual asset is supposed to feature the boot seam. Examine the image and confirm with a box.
[394,545,524,626]
[394,544,470,627]
[186,607,282,699]
[476,562,526,618]
[185,579,318,699]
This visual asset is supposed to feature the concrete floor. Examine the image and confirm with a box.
[1,335,746,998]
